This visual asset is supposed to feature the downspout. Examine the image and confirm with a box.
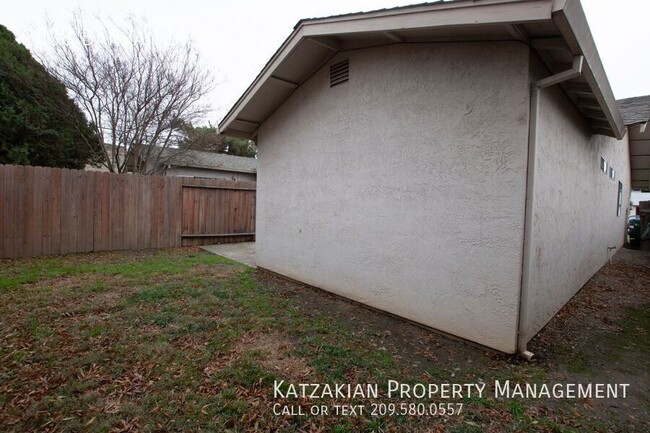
[518,55,584,361]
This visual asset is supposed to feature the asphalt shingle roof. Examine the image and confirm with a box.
[163,148,257,173]
[617,95,650,126]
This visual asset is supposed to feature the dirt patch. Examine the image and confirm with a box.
[527,248,650,428]
[191,263,237,279]
[204,332,312,382]
[138,324,164,334]
[31,275,88,291]
[92,291,124,308]
[255,248,650,432]
[237,332,313,380]
[257,271,502,377]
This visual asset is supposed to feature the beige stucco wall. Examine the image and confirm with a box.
[522,55,631,343]
[257,42,531,353]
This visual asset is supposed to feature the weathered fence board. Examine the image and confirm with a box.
[179,182,256,247]
[0,164,256,258]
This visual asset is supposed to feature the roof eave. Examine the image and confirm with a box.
[218,26,305,139]
[219,0,625,140]
[551,0,625,139]
[218,0,556,138]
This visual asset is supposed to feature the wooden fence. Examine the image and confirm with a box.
[0,164,255,258]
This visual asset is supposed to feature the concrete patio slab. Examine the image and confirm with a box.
[200,242,256,268]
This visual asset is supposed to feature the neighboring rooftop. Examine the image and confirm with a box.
[622,95,650,192]
[164,149,257,173]
[219,0,625,140]
[617,95,650,126]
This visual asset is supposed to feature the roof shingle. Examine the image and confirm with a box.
[164,148,257,173]
[617,95,650,126]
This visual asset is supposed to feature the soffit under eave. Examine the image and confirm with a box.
[629,124,650,192]
[549,2,624,139]
[220,0,624,140]
[218,0,558,138]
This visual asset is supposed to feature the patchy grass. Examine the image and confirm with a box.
[0,247,648,432]
[610,305,650,355]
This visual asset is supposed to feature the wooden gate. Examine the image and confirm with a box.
[181,183,256,246]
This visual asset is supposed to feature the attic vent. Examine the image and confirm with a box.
[330,59,349,87]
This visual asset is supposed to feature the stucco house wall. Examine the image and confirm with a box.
[257,42,531,353]
[522,56,631,342]
[220,0,632,356]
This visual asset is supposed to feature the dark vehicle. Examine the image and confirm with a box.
[628,215,641,247]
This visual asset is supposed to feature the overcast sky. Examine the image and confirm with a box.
[2,0,650,125]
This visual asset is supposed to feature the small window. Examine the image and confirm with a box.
[609,166,616,180]
[600,157,607,174]
[330,59,349,87]
[617,181,623,217]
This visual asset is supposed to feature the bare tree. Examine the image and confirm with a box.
[46,15,213,174]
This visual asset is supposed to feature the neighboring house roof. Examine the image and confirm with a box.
[619,95,650,191]
[219,0,625,140]
[617,95,650,126]
[164,149,257,174]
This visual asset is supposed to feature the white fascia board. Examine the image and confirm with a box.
[302,0,548,26]
[219,27,305,132]
[301,0,553,37]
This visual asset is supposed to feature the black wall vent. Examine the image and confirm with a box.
[330,59,349,87]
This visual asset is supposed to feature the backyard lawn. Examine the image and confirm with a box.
[0,247,648,432]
